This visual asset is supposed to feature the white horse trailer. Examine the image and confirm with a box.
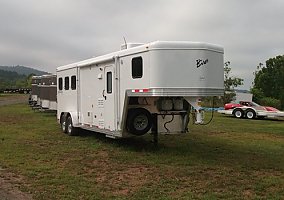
[57,41,224,140]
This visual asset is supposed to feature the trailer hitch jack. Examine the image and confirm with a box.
[151,113,158,147]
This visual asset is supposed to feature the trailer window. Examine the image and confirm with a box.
[132,57,143,79]
[107,72,112,93]
[71,75,76,90]
[58,78,63,90]
[64,77,69,90]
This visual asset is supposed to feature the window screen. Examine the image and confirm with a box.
[107,72,112,93]
[58,78,63,90]
[64,77,69,90]
[132,57,143,79]
[71,75,76,90]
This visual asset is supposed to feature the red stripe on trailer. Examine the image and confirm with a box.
[131,89,149,93]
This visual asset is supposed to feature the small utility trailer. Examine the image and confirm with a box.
[57,41,224,140]
[218,101,284,119]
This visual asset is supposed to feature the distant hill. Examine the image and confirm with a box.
[0,69,26,81]
[0,65,47,76]
[0,69,28,90]
[0,66,48,90]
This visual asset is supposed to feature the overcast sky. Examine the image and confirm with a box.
[0,0,283,89]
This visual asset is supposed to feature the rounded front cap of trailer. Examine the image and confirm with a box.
[148,41,224,53]
[147,41,224,96]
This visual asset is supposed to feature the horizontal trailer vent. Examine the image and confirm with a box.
[98,98,104,108]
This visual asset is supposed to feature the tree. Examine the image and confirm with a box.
[223,61,244,103]
[251,55,284,109]
[26,73,35,88]
[0,69,34,90]
[0,69,26,89]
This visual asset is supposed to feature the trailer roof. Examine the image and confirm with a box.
[57,41,224,71]
[32,75,42,79]
[32,74,56,79]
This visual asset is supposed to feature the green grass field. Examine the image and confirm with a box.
[0,103,283,199]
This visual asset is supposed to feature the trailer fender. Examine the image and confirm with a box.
[60,112,79,126]
[67,112,79,127]
[66,115,79,136]
[60,113,68,133]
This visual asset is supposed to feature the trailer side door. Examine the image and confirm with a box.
[104,65,115,131]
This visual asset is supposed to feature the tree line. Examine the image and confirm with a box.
[251,55,284,109]
[0,69,33,90]
[224,55,284,110]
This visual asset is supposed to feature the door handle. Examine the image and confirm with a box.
[102,90,106,100]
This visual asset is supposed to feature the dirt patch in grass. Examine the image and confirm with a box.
[164,166,284,199]
[0,167,33,200]
[90,150,161,197]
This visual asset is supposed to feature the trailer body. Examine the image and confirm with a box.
[38,74,57,110]
[30,76,42,106]
[31,75,57,110]
[57,41,224,138]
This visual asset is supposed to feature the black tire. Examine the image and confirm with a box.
[233,108,244,118]
[66,116,78,136]
[126,108,153,136]
[60,114,67,133]
[245,109,256,119]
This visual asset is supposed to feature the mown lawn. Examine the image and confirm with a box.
[0,104,283,199]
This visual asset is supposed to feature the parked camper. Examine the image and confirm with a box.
[57,41,224,139]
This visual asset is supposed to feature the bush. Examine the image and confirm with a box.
[201,96,224,108]
[251,88,264,103]
[259,97,281,109]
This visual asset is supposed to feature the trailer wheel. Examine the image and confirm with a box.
[233,108,244,118]
[66,116,78,136]
[127,108,153,136]
[245,109,256,119]
[60,114,67,133]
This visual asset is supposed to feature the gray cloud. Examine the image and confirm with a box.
[0,0,283,89]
